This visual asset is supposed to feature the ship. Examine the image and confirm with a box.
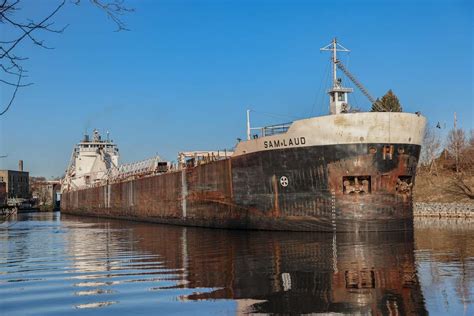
[61,39,426,232]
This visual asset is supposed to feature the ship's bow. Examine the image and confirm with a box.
[232,112,426,232]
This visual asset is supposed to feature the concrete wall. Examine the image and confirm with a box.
[414,202,474,218]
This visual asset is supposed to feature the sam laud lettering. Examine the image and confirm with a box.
[263,137,306,149]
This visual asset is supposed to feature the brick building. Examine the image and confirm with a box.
[0,161,30,199]
[0,182,6,205]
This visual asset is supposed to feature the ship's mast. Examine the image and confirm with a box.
[331,38,338,87]
[320,38,353,114]
[321,38,350,89]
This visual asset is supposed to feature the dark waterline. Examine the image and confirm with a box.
[0,212,472,315]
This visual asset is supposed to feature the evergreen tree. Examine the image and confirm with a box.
[371,90,403,112]
[371,98,382,112]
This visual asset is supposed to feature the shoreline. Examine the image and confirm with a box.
[413,202,474,218]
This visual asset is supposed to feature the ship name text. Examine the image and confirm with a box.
[263,137,306,149]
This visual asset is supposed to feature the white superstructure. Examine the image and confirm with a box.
[62,130,170,192]
[62,130,119,191]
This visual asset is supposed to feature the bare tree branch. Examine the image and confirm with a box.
[0,68,23,115]
[74,0,134,32]
[0,0,132,116]
[0,1,66,59]
[420,126,442,174]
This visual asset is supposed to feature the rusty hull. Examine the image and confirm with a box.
[61,143,421,232]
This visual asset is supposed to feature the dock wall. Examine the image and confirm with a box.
[413,202,474,218]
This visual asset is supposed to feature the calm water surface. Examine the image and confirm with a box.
[0,212,473,315]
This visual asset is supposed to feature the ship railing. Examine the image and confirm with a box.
[262,122,292,136]
[78,147,118,153]
[250,122,292,139]
[103,157,172,184]
[77,147,99,153]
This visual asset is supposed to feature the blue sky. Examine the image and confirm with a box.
[0,0,472,177]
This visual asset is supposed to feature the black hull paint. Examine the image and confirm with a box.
[229,143,420,231]
[61,143,421,232]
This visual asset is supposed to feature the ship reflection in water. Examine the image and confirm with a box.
[1,213,472,315]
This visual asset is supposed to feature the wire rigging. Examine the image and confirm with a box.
[310,56,331,116]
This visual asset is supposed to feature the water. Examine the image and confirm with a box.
[0,212,473,315]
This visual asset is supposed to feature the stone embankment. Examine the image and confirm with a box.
[414,202,474,218]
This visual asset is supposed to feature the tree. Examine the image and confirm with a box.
[371,89,403,112]
[469,129,474,147]
[420,126,442,174]
[445,127,474,199]
[0,0,132,116]
[371,98,382,112]
[446,127,467,173]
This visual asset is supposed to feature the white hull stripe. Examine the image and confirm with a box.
[233,112,426,156]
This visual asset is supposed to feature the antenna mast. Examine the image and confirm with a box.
[320,38,352,114]
[321,38,350,89]
[246,109,251,141]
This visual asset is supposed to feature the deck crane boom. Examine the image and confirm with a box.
[335,60,387,111]
[321,38,387,113]
[335,61,374,103]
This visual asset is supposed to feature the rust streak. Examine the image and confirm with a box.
[272,175,280,217]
